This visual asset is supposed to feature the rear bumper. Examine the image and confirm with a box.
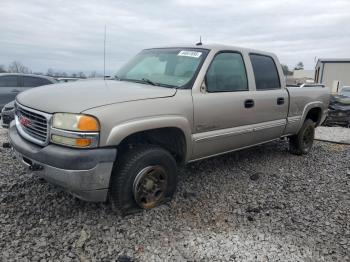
[9,122,117,202]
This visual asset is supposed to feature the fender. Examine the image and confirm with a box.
[106,115,193,161]
[296,101,325,132]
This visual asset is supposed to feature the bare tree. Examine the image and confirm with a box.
[8,61,31,73]
[47,68,55,77]
[89,71,97,78]
[78,72,86,79]
[294,62,304,70]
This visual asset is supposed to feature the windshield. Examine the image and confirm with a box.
[116,48,209,88]
[340,88,350,97]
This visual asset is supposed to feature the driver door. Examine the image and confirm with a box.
[192,51,257,159]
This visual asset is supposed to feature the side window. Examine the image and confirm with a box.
[206,52,248,92]
[250,54,281,90]
[23,76,51,87]
[0,76,18,87]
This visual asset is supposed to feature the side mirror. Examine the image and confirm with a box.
[200,78,207,93]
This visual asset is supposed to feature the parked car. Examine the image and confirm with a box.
[0,73,56,127]
[0,101,15,128]
[9,45,329,214]
[324,86,350,127]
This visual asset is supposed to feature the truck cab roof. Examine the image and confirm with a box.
[145,44,277,57]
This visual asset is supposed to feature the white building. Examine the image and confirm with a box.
[315,58,350,88]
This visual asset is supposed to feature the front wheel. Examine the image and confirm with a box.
[289,119,315,155]
[109,145,177,215]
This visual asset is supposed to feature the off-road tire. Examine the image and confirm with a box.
[289,119,315,155]
[109,145,177,216]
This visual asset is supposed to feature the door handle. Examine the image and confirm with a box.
[11,89,20,93]
[244,99,255,108]
[277,97,285,105]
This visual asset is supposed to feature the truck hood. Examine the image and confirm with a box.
[16,80,177,113]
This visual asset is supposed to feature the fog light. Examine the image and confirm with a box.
[51,135,92,147]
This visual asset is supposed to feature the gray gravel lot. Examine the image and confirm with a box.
[0,127,349,261]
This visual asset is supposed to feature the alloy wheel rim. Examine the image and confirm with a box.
[133,165,168,209]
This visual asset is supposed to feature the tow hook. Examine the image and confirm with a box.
[29,163,44,171]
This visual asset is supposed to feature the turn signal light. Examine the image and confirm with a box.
[51,135,92,148]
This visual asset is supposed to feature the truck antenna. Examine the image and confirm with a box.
[196,36,202,46]
[103,25,106,79]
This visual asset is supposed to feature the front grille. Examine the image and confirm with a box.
[15,103,49,145]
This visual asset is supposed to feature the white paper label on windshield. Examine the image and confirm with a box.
[178,50,202,58]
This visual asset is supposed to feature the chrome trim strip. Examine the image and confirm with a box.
[287,116,301,124]
[50,128,100,148]
[195,128,253,142]
[194,119,286,143]
[253,120,286,131]
[15,115,48,146]
[15,102,52,120]
[15,102,52,146]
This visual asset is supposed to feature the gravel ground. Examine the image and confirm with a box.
[316,126,350,144]
[1,127,349,261]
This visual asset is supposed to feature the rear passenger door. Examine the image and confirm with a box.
[248,54,289,143]
[0,75,19,109]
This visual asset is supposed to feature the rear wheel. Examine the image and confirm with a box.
[289,119,315,155]
[109,145,177,215]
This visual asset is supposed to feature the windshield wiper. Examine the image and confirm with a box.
[117,78,177,88]
[141,78,158,86]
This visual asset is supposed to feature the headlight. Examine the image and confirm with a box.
[52,113,100,132]
[51,113,100,148]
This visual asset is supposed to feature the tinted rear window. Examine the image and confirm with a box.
[22,76,52,87]
[0,75,18,87]
[250,54,280,90]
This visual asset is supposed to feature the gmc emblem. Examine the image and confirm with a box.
[19,116,31,127]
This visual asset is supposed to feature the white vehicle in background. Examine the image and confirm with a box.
[300,83,326,88]
[287,83,326,88]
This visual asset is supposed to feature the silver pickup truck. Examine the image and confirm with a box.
[9,45,329,214]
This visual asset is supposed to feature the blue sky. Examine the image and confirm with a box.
[1,0,350,75]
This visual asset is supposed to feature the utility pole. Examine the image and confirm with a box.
[104,25,106,79]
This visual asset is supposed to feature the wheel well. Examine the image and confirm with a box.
[118,127,187,164]
[305,107,322,126]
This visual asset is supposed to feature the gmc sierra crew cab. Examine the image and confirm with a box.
[9,45,330,214]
